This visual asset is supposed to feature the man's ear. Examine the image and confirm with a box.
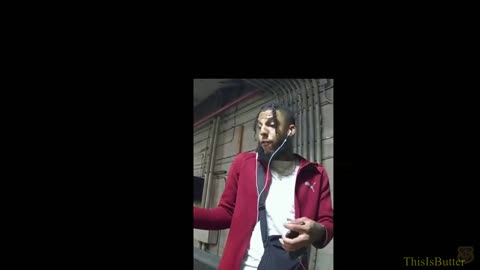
[288,125,296,137]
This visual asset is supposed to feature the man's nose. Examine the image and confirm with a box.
[259,126,268,138]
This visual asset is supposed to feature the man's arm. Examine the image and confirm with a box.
[193,153,244,230]
[312,168,333,249]
[280,167,334,252]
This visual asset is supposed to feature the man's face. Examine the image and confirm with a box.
[256,109,289,154]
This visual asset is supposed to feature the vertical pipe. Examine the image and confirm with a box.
[276,79,289,106]
[302,81,308,159]
[256,79,277,102]
[243,79,263,92]
[313,79,326,268]
[296,79,308,158]
[274,79,289,106]
[308,82,321,270]
[203,116,220,208]
[323,78,334,104]
[278,79,296,150]
[270,79,286,106]
[286,81,298,153]
[269,79,284,105]
[288,79,299,154]
[201,120,214,206]
[287,79,300,154]
[306,79,315,162]
[273,79,288,106]
[199,118,216,251]
[244,80,275,102]
[262,79,281,104]
[266,80,281,104]
[313,79,323,163]
[264,81,280,103]
[294,79,303,157]
[237,125,244,154]
[280,79,294,109]
[200,152,206,177]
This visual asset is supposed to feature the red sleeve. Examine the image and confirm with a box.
[193,153,245,230]
[313,167,334,248]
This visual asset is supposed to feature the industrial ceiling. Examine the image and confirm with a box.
[193,79,233,107]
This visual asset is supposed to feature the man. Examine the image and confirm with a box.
[194,102,333,270]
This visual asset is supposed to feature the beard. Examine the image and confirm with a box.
[256,135,293,162]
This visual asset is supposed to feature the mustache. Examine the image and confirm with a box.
[256,136,291,162]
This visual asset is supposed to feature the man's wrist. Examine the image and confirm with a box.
[312,222,326,244]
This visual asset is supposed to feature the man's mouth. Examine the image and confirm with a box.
[261,141,273,146]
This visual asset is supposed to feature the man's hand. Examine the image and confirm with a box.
[279,217,325,252]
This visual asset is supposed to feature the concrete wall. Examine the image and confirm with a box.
[193,79,334,270]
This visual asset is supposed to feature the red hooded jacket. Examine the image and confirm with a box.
[194,152,334,270]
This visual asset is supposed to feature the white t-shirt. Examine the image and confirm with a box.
[241,159,299,270]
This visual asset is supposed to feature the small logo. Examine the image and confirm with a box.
[304,181,316,192]
[457,246,474,264]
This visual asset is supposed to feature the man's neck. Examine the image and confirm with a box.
[275,151,296,161]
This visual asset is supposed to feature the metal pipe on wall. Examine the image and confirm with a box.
[220,98,270,123]
[297,79,308,158]
[277,79,295,150]
[323,79,334,104]
[203,116,220,209]
[284,79,295,149]
[245,80,278,144]
[215,126,237,148]
[200,152,206,176]
[278,79,294,111]
[274,79,286,104]
[274,79,290,107]
[297,79,306,157]
[199,117,220,251]
[265,80,283,104]
[306,79,315,162]
[313,79,323,163]
[287,80,299,154]
[257,79,272,90]
[306,79,318,270]
[194,124,210,137]
[301,80,310,159]
[265,80,281,103]
[294,80,303,156]
[200,120,214,206]
[237,125,244,154]
[279,80,291,107]
[266,79,285,105]
[246,80,278,104]
[266,79,282,105]
[194,90,260,129]
[286,79,301,154]
[247,79,263,88]
[254,79,277,102]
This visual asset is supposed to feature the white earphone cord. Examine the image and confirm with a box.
[257,134,289,199]
[256,132,304,268]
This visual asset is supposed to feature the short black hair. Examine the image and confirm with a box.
[253,102,296,136]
